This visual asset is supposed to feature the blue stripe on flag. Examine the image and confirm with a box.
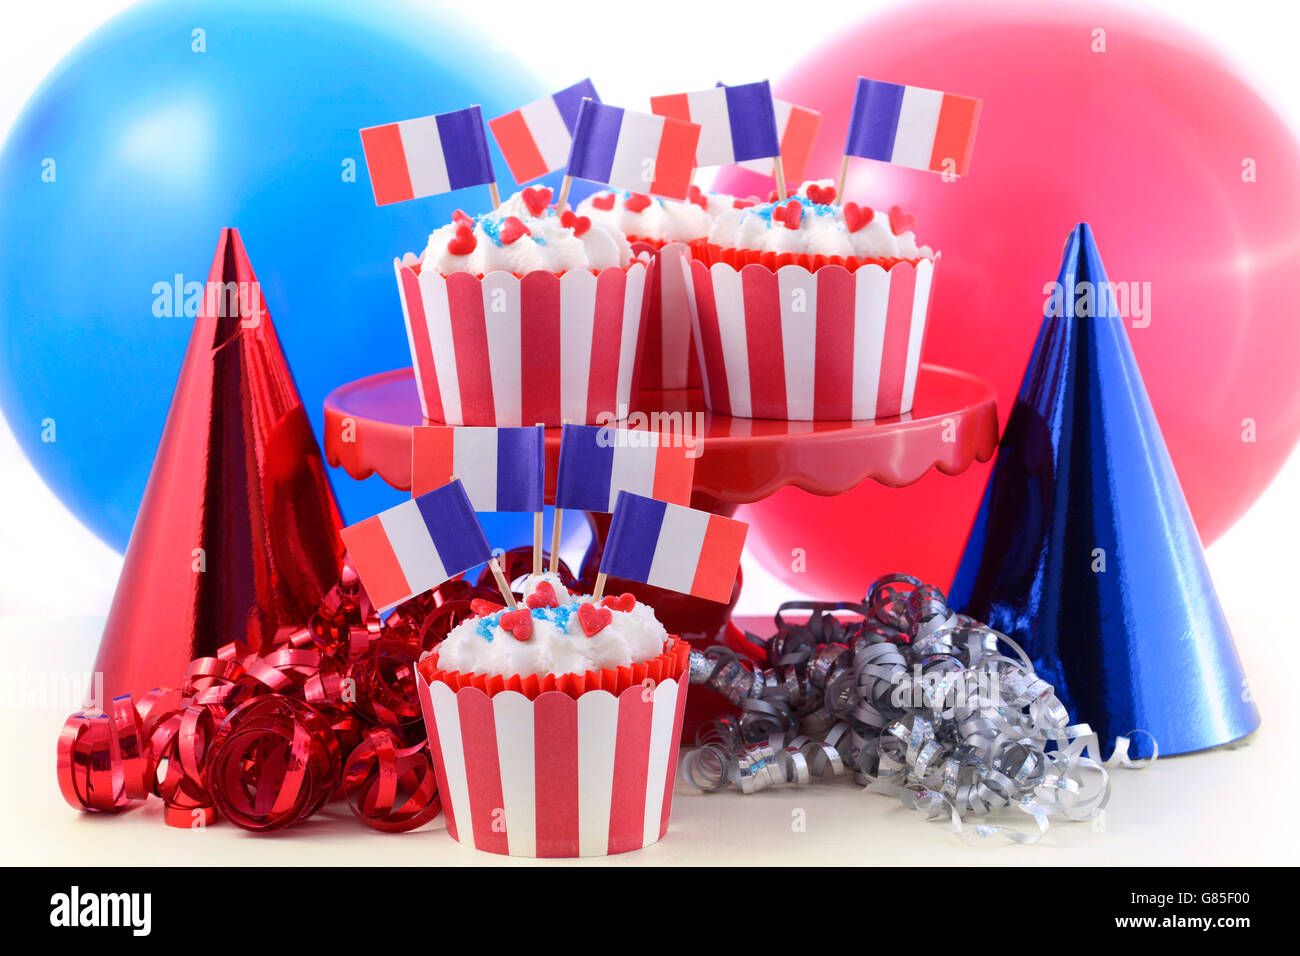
[414,479,492,576]
[724,80,780,162]
[554,78,600,134]
[554,424,615,512]
[566,101,623,184]
[600,492,666,584]
[845,78,905,162]
[495,426,546,512]
[435,106,496,190]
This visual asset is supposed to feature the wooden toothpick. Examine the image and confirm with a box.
[591,572,607,603]
[773,155,788,201]
[837,155,851,201]
[489,556,518,609]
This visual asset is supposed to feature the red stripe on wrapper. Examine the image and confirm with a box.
[533,692,580,857]
[813,267,856,420]
[639,252,665,389]
[740,267,787,418]
[606,688,654,854]
[660,677,690,840]
[417,674,456,841]
[587,268,627,423]
[359,123,414,206]
[690,513,748,603]
[399,266,444,423]
[457,690,508,855]
[520,273,562,427]
[650,117,701,201]
[445,273,497,425]
[410,426,455,498]
[488,110,548,186]
[338,516,410,610]
[689,260,730,416]
[877,264,917,418]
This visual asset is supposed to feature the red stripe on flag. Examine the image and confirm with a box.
[689,259,730,416]
[927,94,981,177]
[338,515,410,610]
[444,273,497,425]
[649,93,692,123]
[650,117,700,201]
[533,693,580,857]
[418,676,457,842]
[410,426,456,498]
[606,690,653,854]
[651,442,695,505]
[740,267,787,418]
[780,106,822,187]
[359,123,414,206]
[659,674,690,840]
[520,273,562,427]
[813,267,856,420]
[876,264,917,418]
[399,267,444,423]
[457,690,508,855]
[586,268,627,423]
[689,513,747,603]
[488,109,549,185]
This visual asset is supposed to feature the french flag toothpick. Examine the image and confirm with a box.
[339,480,492,611]
[650,80,781,169]
[360,105,498,206]
[598,492,747,604]
[842,76,981,183]
[560,99,700,205]
[411,425,545,510]
[555,424,696,513]
[737,95,822,187]
[488,79,600,185]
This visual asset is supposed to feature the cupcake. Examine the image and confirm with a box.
[686,179,938,421]
[394,186,650,426]
[577,186,741,389]
[415,573,691,857]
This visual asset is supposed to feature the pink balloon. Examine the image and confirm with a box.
[716,0,1300,600]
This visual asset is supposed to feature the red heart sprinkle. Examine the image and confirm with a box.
[499,609,533,641]
[844,202,874,233]
[772,199,802,230]
[888,205,916,236]
[591,193,616,211]
[805,183,836,205]
[624,193,652,213]
[521,186,552,217]
[525,581,558,609]
[600,592,636,613]
[560,210,591,237]
[452,209,474,226]
[446,222,477,255]
[578,602,613,637]
[499,216,531,245]
[687,185,708,211]
[470,598,504,617]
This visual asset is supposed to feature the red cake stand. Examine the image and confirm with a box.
[324,364,998,734]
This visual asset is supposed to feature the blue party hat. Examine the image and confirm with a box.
[950,224,1259,757]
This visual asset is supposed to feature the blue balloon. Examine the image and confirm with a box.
[0,0,561,551]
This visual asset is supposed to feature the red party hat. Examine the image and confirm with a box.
[93,229,344,699]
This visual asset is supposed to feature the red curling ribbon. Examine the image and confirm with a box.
[344,639,425,733]
[343,729,441,833]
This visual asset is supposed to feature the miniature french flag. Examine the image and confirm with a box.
[488,79,600,185]
[554,424,696,513]
[650,80,780,168]
[844,77,981,177]
[565,100,700,200]
[411,425,545,510]
[737,95,822,185]
[599,492,747,604]
[359,106,496,206]
[339,480,492,611]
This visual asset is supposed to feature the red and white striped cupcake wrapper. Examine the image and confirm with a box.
[634,241,701,390]
[416,673,689,857]
[684,256,938,420]
[394,260,649,425]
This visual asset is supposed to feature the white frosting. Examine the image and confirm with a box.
[576,189,724,243]
[519,572,573,606]
[707,179,933,259]
[433,583,670,678]
[420,189,632,275]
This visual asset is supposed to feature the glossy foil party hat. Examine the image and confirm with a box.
[93,229,344,699]
[949,224,1259,757]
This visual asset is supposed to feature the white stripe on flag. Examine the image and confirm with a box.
[711,265,752,418]
[577,691,619,856]
[687,87,733,166]
[378,499,448,592]
[429,682,475,849]
[560,270,597,423]
[422,272,463,424]
[453,428,499,511]
[889,86,943,170]
[397,115,452,197]
[482,273,523,426]
[642,677,679,848]
[646,502,710,593]
[852,266,891,419]
[519,96,573,172]
[609,435,661,509]
[900,259,933,412]
[778,266,818,420]
[608,111,664,192]
[493,692,536,857]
